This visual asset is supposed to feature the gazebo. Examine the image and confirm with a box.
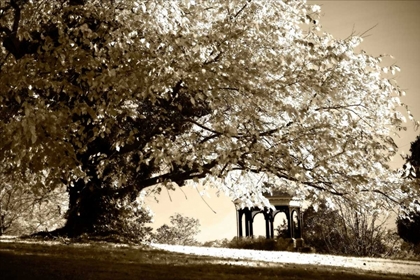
[234,189,304,247]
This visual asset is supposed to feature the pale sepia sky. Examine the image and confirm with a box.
[146,1,420,242]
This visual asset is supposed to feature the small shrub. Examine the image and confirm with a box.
[298,246,316,253]
[201,238,230,248]
[385,240,420,261]
[226,236,295,251]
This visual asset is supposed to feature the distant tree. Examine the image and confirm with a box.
[397,135,420,250]
[154,213,200,246]
[0,0,418,239]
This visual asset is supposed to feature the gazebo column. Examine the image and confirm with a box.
[249,220,254,237]
[286,208,292,238]
[245,209,250,236]
[296,209,302,238]
[264,208,273,239]
[292,209,304,248]
[237,211,243,237]
[269,218,274,238]
[299,211,303,239]
[265,215,270,239]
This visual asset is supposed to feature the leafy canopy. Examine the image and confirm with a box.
[0,0,418,217]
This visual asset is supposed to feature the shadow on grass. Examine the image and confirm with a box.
[0,241,418,280]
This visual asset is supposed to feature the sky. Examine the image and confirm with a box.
[145,0,420,242]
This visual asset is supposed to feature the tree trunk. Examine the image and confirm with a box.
[56,179,127,238]
[63,181,101,237]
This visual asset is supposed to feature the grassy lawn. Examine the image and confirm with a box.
[0,241,418,280]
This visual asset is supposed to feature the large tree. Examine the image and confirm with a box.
[0,0,418,237]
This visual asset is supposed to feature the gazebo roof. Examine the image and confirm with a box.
[264,190,294,198]
[233,185,302,208]
[264,190,301,207]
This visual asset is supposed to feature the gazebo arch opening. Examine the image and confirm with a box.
[252,212,267,237]
[273,211,288,238]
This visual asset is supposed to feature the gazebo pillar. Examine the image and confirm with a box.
[237,210,243,237]
[245,209,250,236]
[265,215,270,239]
[263,208,273,239]
[269,217,274,238]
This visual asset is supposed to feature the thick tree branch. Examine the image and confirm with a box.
[186,118,224,136]
[142,159,218,188]
[1,0,34,59]
[10,0,21,34]
[0,26,11,36]
[361,188,400,205]
[232,1,249,19]
[315,103,367,111]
